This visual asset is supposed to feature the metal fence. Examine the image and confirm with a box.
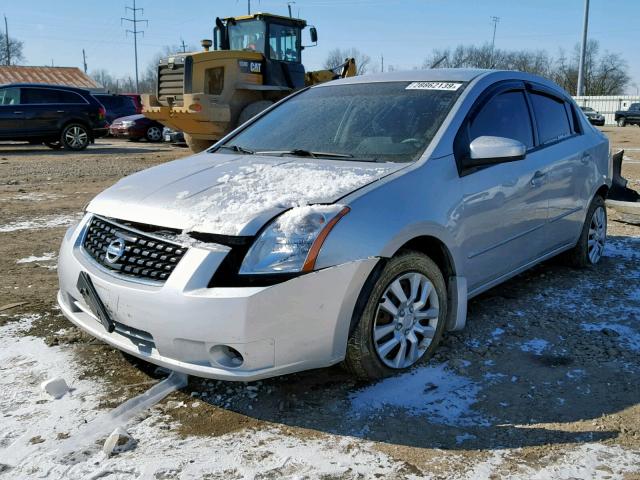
[573,95,640,125]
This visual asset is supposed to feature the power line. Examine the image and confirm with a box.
[577,0,590,96]
[121,0,148,93]
[490,16,500,66]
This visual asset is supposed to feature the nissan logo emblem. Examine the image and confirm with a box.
[105,238,126,264]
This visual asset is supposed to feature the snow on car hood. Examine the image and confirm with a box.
[87,153,405,236]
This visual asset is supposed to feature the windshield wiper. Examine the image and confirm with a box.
[216,144,254,155]
[254,149,354,159]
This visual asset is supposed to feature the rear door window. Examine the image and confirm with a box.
[529,92,572,145]
[22,88,85,104]
[469,91,534,148]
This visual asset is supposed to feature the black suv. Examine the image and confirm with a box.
[94,93,137,124]
[0,83,109,150]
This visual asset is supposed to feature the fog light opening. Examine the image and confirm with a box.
[209,345,244,368]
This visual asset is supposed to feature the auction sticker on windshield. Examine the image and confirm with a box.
[406,82,462,91]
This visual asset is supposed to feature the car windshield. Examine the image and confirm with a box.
[220,81,465,163]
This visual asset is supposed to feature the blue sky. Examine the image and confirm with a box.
[4,0,640,93]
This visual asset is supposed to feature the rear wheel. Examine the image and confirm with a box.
[61,123,90,151]
[145,125,163,142]
[563,195,606,267]
[184,134,215,153]
[617,117,627,127]
[344,251,448,380]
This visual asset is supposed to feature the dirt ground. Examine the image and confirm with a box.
[0,130,639,479]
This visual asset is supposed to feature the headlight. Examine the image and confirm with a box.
[239,205,350,275]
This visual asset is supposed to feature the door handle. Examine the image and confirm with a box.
[57,110,65,113]
[13,111,23,114]
[530,170,547,187]
[581,152,591,164]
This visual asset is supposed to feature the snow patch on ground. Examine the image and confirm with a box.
[604,238,640,260]
[349,363,489,427]
[580,322,640,352]
[519,338,549,355]
[16,252,57,264]
[0,214,80,233]
[0,192,63,202]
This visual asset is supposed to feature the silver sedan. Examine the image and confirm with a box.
[57,69,610,381]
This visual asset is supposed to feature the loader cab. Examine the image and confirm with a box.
[214,13,311,89]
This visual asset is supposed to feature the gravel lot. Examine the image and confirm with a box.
[0,131,639,479]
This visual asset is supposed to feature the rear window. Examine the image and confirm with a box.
[21,88,85,104]
[96,95,132,109]
[530,92,572,145]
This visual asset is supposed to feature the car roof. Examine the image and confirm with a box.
[0,82,91,93]
[315,68,571,100]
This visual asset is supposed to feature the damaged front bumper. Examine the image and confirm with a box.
[57,215,378,381]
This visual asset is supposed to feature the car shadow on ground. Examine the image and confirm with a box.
[161,234,639,452]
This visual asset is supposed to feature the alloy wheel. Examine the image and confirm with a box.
[588,206,606,264]
[147,126,162,142]
[373,272,440,369]
[64,126,88,149]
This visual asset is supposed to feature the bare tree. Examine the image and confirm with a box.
[323,47,371,75]
[0,32,24,65]
[424,40,629,95]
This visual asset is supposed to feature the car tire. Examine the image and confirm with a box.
[45,141,62,150]
[617,118,627,127]
[145,125,163,142]
[61,123,90,151]
[563,195,606,268]
[343,251,448,380]
[184,134,215,153]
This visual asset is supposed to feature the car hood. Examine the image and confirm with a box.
[87,153,406,236]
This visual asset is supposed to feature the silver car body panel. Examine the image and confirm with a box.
[58,69,611,380]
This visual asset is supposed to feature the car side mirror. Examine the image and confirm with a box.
[468,136,526,167]
[310,27,318,44]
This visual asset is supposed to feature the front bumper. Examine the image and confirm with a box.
[57,215,377,381]
[109,126,142,138]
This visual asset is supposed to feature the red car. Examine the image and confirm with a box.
[121,93,143,114]
[109,114,164,142]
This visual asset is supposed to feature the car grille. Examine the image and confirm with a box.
[82,216,187,283]
[157,63,185,106]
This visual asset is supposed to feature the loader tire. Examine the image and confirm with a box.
[184,134,215,153]
[238,100,274,126]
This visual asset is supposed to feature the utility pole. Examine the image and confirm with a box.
[380,54,384,73]
[82,49,88,73]
[4,15,10,66]
[248,0,251,15]
[121,0,148,93]
[287,2,295,18]
[180,38,187,53]
[576,0,590,96]
[490,16,500,67]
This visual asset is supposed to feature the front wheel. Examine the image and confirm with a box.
[61,123,90,151]
[617,117,627,127]
[344,251,448,380]
[563,195,606,267]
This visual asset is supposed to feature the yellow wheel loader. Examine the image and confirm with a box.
[142,13,356,152]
